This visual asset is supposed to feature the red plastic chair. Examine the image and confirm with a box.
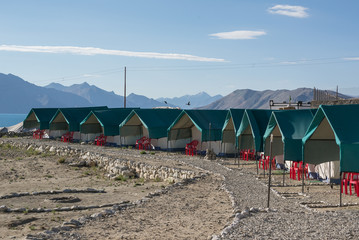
[33,129,45,139]
[143,138,152,150]
[248,149,255,160]
[259,156,267,169]
[239,149,245,160]
[33,129,40,139]
[185,140,199,156]
[265,156,276,170]
[349,173,359,197]
[242,149,248,161]
[295,162,308,181]
[95,134,107,146]
[136,136,147,150]
[341,172,350,195]
[290,162,298,180]
[61,132,74,142]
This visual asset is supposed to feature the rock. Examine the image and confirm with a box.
[101,209,115,216]
[90,212,104,219]
[69,219,82,226]
[49,146,56,152]
[37,145,44,152]
[78,216,89,224]
[204,149,216,160]
[0,205,9,212]
[63,189,74,193]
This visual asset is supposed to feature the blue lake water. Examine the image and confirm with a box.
[0,113,27,127]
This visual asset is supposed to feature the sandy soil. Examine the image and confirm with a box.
[0,142,233,240]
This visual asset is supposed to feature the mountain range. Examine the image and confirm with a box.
[0,73,353,113]
[0,73,218,113]
[200,88,351,109]
[157,92,223,109]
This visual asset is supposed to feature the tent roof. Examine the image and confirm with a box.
[303,105,359,144]
[50,106,108,132]
[264,109,315,161]
[303,104,359,172]
[119,108,182,139]
[237,109,273,151]
[265,109,316,141]
[222,109,245,133]
[80,108,136,136]
[168,109,228,141]
[23,108,59,130]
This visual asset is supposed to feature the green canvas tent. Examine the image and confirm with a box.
[303,105,359,175]
[167,109,228,153]
[23,108,58,130]
[80,108,136,144]
[263,109,316,162]
[236,109,273,152]
[119,108,182,149]
[49,106,108,139]
[221,109,245,154]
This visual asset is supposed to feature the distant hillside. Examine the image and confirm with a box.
[0,73,93,113]
[157,92,222,109]
[127,93,176,108]
[45,82,172,108]
[200,88,352,109]
[45,82,127,107]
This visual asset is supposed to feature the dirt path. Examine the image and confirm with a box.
[65,175,233,240]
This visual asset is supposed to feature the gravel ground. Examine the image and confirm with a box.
[177,157,359,239]
[2,137,359,239]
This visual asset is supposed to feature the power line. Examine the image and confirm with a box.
[33,56,359,84]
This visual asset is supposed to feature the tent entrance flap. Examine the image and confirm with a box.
[304,140,339,165]
[23,112,39,129]
[239,134,254,149]
[222,130,235,143]
[121,125,142,137]
[265,136,283,157]
[81,123,102,134]
[50,113,68,130]
[50,122,68,131]
[168,128,192,140]
[24,120,39,129]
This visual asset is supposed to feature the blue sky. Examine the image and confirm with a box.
[1,0,359,98]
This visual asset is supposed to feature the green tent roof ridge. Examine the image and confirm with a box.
[168,109,228,142]
[23,108,59,130]
[119,108,182,139]
[50,106,108,132]
[222,109,245,133]
[263,109,315,161]
[236,109,273,152]
[80,108,137,136]
[303,104,359,172]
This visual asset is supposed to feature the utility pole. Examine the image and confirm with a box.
[124,66,126,108]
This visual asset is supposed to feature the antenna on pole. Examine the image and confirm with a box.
[124,66,127,108]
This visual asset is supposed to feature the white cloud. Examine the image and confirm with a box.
[268,5,309,18]
[343,57,359,61]
[209,30,266,40]
[279,61,298,65]
[0,45,225,62]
